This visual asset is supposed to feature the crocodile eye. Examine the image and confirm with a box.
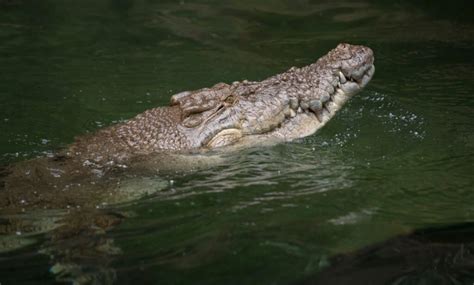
[224,94,237,105]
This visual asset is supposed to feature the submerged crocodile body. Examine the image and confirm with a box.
[1,43,374,211]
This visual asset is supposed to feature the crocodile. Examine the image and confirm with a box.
[0,43,374,282]
[0,43,374,211]
[67,43,374,164]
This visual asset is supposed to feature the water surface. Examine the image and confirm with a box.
[0,0,473,284]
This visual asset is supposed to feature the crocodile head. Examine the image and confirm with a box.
[173,43,375,149]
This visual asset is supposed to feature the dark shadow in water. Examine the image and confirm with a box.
[297,223,474,285]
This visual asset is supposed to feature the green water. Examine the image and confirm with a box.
[0,0,473,284]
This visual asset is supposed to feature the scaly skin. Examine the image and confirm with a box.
[0,43,374,210]
[66,43,374,170]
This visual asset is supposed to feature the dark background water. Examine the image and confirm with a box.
[0,0,473,284]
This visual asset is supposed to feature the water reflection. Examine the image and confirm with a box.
[150,145,353,209]
[0,209,122,283]
[0,140,352,284]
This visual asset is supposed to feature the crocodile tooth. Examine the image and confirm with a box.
[315,111,323,123]
[341,81,359,94]
[339,71,347,84]
[289,109,296,117]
